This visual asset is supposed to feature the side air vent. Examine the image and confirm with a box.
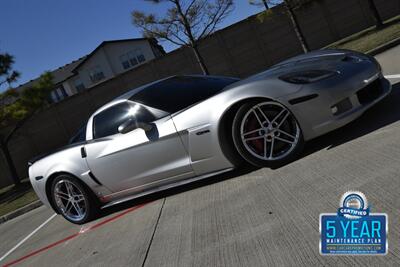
[88,172,102,186]
[288,94,319,105]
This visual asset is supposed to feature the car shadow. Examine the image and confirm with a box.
[96,82,399,221]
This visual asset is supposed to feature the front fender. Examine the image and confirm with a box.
[29,147,113,208]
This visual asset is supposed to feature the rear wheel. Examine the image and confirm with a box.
[232,100,304,168]
[51,175,98,224]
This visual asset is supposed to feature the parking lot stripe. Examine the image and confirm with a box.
[385,74,400,79]
[0,213,57,263]
[2,203,147,267]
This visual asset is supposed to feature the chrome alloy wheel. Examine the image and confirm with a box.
[54,180,87,222]
[240,101,300,161]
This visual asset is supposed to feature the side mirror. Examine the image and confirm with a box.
[118,119,153,134]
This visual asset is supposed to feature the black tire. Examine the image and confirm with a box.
[51,175,99,224]
[232,100,304,168]
[219,109,253,169]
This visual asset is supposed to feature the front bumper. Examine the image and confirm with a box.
[280,72,392,141]
[29,172,52,208]
[310,76,391,137]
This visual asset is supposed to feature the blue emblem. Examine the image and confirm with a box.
[320,191,388,255]
[338,192,369,218]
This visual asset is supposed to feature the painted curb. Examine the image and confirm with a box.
[367,37,400,56]
[0,200,43,225]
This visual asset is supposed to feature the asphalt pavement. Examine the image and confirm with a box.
[1,46,400,267]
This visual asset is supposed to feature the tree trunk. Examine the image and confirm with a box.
[191,45,209,75]
[367,0,383,28]
[0,138,20,186]
[284,1,309,53]
[262,0,270,10]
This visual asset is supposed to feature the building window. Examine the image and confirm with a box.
[51,86,68,103]
[136,49,145,63]
[74,78,85,92]
[120,54,130,70]
[89,66,105,84]
[119,49,146,70]
[128,51,138,66]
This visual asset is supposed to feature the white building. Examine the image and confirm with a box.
[16,38,165,103]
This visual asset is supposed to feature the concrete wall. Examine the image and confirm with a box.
[1,0,399,188]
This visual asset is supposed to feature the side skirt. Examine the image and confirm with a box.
[101,167,234,209]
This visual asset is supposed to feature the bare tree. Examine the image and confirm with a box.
[284,0,309,53]
[132,0,234,75]
[248,0,309,53]
[248,0,279,10]
[367,0,383,28]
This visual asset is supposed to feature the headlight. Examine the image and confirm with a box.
[279,70,338,84]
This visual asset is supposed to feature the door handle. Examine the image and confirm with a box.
[81,147,87,158]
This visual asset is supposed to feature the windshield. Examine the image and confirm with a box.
[130,76,238,113]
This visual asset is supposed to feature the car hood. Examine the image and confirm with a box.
[28,141,86,167]
[276,49,349,66]
[233,49,371,84]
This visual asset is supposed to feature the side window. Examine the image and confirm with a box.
[93,102,155,139]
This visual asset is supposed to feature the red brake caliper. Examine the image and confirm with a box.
[246,115,264,155]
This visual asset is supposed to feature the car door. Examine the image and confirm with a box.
[84,101,194,193]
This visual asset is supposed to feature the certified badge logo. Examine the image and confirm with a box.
[320,191,388,255]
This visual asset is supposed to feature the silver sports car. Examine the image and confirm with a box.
[29,49,391,224]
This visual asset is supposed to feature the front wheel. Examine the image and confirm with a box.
[51,175,99,224]
[232,100,304,168]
